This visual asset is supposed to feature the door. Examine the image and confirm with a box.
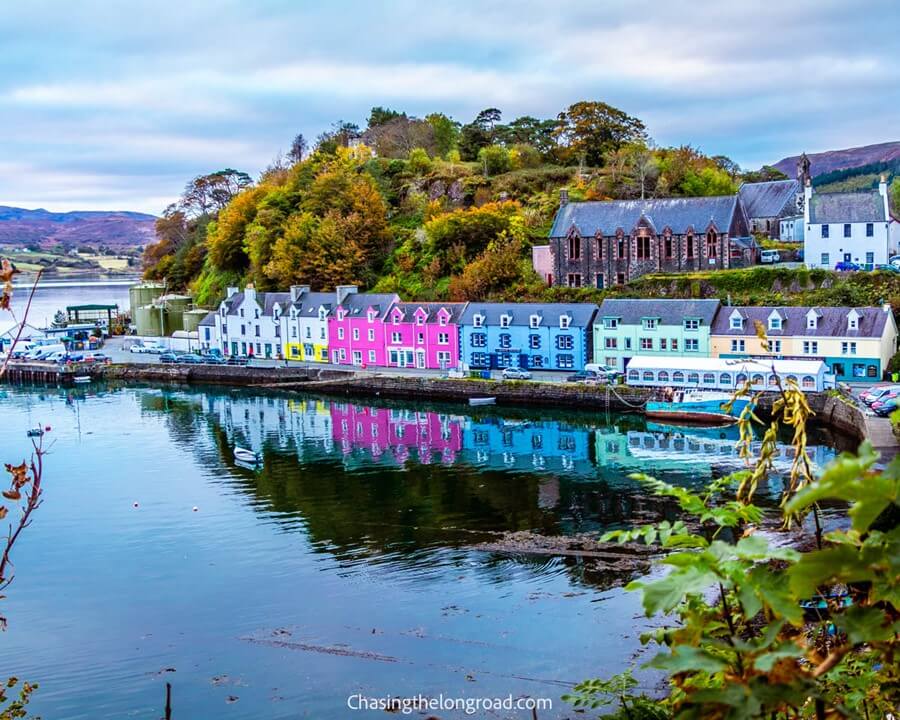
[843,253,851,262]
[417,351,426,369]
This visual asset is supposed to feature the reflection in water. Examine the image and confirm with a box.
[0,384,845,720]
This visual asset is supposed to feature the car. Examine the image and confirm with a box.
[875,398,900,417]
[583,363,620,382]
[200,354,226,365]
[835,261,861,272]
[176,353,204,364]
[129,344,148,353]
[760,249,781,264]
[870,392,899,411]
[501,367,532,381]
[566,370,601,384]
[861,385,900,405]
[143,343,167,354]
[159,353,179,364]
[82,352,111,364]
[890,256,900,269]
[226,356,250,366]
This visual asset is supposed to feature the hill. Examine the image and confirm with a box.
[0,206,157,249]
[773,141,900,179]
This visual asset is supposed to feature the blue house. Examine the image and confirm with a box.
[459,303,597,372]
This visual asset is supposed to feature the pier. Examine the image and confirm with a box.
[0,361,100,384]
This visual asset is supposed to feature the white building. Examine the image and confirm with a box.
[804,176,894,269]
[779,215,804,242]
[278,284,339,362]
[215,284,289,359]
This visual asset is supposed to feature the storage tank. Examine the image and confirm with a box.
[181,308,209,333]
[156,295,192,334]
[134,304,163,337]
[129,283,165,316]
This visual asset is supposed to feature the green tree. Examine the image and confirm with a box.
[425,113,460,157]
[367,106,405,128]
[407,148,432,175]
[477,144,511,176]
[554,101,647,167]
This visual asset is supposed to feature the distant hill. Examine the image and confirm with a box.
[0,206,157,249]
[773,141,900,179]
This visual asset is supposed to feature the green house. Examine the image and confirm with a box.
[593,299,721,372]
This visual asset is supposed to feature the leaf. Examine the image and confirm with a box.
[647,645,728,674]
[753,643,802,672]
[631,566,720,616]
[788,545,876,598]
[836,605,896,644]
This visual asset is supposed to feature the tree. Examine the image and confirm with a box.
[448,232,533,300]
[712,154,741,180]
[367,106,405,128]
[180,169,252,217]
[477,144,511,176]
[423,201,520,275]
[474,108,502,135]
[741,165,789,184]
[554,101,647,167]
[458,123,491,161]
[407,148,432,175]
[287,134,307,164]
[315,121,361,154]
[497,116,559,158]
[425,113,460,158]
[363,116,436,158]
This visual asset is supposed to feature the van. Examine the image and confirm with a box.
[24,343,66,361]
[760,249,781,264]
[584,363,621,381]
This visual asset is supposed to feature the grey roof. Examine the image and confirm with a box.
[198,311,216,327]
[460,302,598,328]
[391,302,467,324]
[711,305,891,338]
[808,190,886,224]
[731,235,759,250]
[549,196,741,237]
[338,292,401,319]
[738,180,799,219]
[598,299,721,325]
[289,291,335,317]
[224,290,289,316]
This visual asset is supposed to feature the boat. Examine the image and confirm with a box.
[645,390,751,425]
[468,397,496,406]
[234,446,261,464]
[73,375,91,384]
[26,428,44,438]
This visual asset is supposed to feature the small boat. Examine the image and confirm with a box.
[234,446,260,464]
[234,458,263,473]
[645,390,751,425]
[26,428,44,438]
[73,376,91,384]
[468,397,496,406]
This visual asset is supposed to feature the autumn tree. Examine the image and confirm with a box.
[180,169,252,217]
[363,116,436,158]
[554,101,647,167]
[448,232,535,300]
[423,201,520,275]
[288,133,307,164]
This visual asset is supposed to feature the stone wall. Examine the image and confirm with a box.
[103,364,353,386]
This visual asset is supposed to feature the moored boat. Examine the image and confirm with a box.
[234,446,260,464]
[645,390,751,425]
[468,397,496,406]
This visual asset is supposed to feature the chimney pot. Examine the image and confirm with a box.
[559,188,569,206]
[290,285,310,303]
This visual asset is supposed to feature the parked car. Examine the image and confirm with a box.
[200,354,226,365]
[584,363,621,381]
[159,353,179,364]
[226,356,250,366]
[870,392,899,411]
[890,256,900,269]
[176,353,205,364]
[82,352,111,364]
[875,398,900,417]
[835,261,861,272]
[760,249,781,264]
[566,370,601,384]
[875,264,900,274]
[501,367,532,381]
[129,343,148,353]
[861,385,900,405]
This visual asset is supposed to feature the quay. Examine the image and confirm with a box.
[0,361,102,384]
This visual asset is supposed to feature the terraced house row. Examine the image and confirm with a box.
[198,286,898,382]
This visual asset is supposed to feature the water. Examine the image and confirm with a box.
[1,276,137,335]
[0,385,844,719]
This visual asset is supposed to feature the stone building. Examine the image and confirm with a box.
[544,191,754,288]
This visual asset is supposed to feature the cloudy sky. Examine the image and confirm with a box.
[1,0,898,214]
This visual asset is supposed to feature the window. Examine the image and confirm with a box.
[719,373,731,385]
[842,341,857,355]
[368,329,375,341]
[240,324,246,336]
[664,237,673,259]
[240,308,245,317]
[368,350,376,363]
[529,315,540,329]
[736,373,747,384]
[616,273,626,285]
[730,316,742,330]
[866,223,874,237]
[822,224,829,239]
[642,371,654,381]
[703,373,715,385]
[660,338,668,350]
[417,332,424,344]
[417,314,425,326]
[596,274,604,289]
[625,338,632,350]
[438,314,447,327]
[532,355,544,368]
[751,373,764,385]
[470,352,489,367]
[642,318,657,330]
[786,375,798,386]
[568,235,581,260]
[367,311,375,322]
[802,375,815,389]
[255,325,260,337]
[705,231,717,259]
[628,369,639,382]
[640,338,653,350]
[671,338,679,351]
[867,365,877,378]
[617,237,625,258]
[567,273,582,287]
[603,317,618,330]
[556,354,575,369]
[392,314,400,325]
[771,339,782,353]
[685,339,699,352]
[684,319,700,331]
[604,337,618,350]
[338,328,345,340]
[391,332,402,343]
[686,235,695,258]
[304,326,310,338]
[500,315,511,328]
[556,335,574,350]
[866,252,874,265]
[731,339,745,352]
[352,328,359,341]
[821,253,829,266]
[473,315,484,328]
[769,316,782,331]
[529,334,541,349]
[768,374,778,387]
[499,333,511,348]
[438,332,449,345]
[687,372,700,384]
[471,333,487,348]
[803,340,819,354]
[636,236,651,260]
[843,223,851,238]
[658,370,669,382]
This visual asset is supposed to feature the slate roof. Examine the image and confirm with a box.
[198,311,216,327]
[224,291,290,316]
[390,302,467,324]
[460,303,598,327]
[598,299,721,325]
[549,196,742,237]
[710,306,891,338]
[338,293,401,319]
[738,180,800,219]
[288,291,335,317]
[808,190,886,224]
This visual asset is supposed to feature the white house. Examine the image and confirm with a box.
[216,284,289,359]
[279,285,335,362]
[804,176,893,269]
[779,215,804,242]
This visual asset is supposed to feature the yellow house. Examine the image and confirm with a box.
[278,286,333,363]
[710,305,897,383]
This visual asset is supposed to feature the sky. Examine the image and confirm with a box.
[1,0,898,215]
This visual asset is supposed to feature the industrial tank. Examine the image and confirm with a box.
[134,304,163,337]
[181,308,209,333]
[129,283,165,316]
[156,295,192,334]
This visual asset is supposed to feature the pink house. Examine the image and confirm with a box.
[327,286,399,367]
[383,302,465,370]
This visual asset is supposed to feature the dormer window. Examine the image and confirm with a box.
[560,315,571,329]
[438,314,447,327]
[500,315,512,328]
[318,308,327,320]
[642,318,657,330]
[254,309,259,319]
[392,313,400,325]
[337,310,345,321]
[602,317,618,330]
[240,308,244,317]
[769,316,782,331]
[416,313,425,326]
[848,312,859,330]
[730,315,742,330]
[806,315,818,330]
[529,314,540,329]
[473,315,484,328]
[367,311,376,322]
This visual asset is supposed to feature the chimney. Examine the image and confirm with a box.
[559,188,569,206]
[290,284,310,303]
[803,179,813,224]
[244,283,256,303]
[226,286,239,298]
[879,174,890,222]
[336,285,358,306]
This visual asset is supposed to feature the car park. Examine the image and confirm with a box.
[501,367,532,380]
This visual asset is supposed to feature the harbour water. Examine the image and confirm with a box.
[0,384,847,718]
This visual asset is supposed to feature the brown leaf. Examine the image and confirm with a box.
[2,489,21,501]
[0,506,7,519]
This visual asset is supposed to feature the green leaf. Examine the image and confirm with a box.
[753,643,802,671]
[836,605,895,644]
[647,645,728,674]
[789,545,877,598]
[632,566,720,615]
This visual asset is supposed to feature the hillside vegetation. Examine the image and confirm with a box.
[142,101,765,305]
